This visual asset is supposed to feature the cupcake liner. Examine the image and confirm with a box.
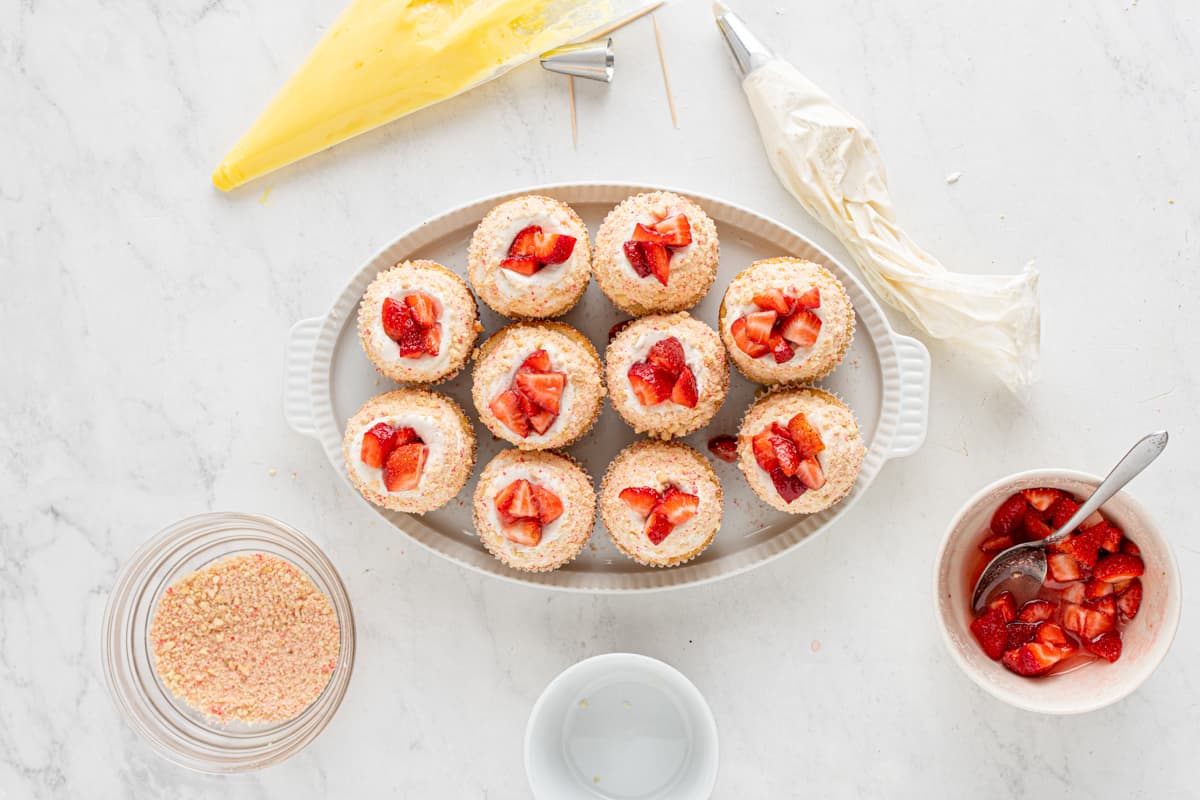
[605,312,730,440]
[471,321,605,450]
[718,257,855,385]
[466,195,593,320]
[593,192,720,316]
[599,440,723,568]
[735,385,865,514]
[472,449,596,573]
[357,260,482,385]
[342,388,477,514]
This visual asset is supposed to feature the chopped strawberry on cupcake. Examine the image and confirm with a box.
[467,195,592,319]
[599,441,723,568]
[737,387,865,514]
[605,312,729,440]
[472,322,604,450]
[343,389,476,514]
[719,257,855,385]
[593,191,720,316]
[473,449,596,572]
[358,259,481,384]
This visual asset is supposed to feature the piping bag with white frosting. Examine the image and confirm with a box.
[714,3,1040,390]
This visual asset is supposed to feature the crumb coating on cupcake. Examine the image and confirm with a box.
[473,449,595,573]
[358,260,481,384]
[737,386,865,514]
[599,441,723,568]
[471,321,605,450]
[343,388,476,514]
[719,257,855,385]
[605,312,729,440]
[593,191,719,316]
[467,195,592,319]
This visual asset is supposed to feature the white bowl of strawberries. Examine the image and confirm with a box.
[934,470,1181,714]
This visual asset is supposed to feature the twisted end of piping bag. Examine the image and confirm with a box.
[713,2,775,77]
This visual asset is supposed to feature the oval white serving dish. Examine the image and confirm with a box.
[284,183,930,592]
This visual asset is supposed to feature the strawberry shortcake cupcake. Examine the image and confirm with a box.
[473,449,596,572]
[467,195,592,319]
[599,441,723,568]
[737,387,865,514]
[358,260,481,384]
[719,257,854,385]
[343,388,476,514]
[605,312,729,440]
[472,322,604,450]
[593,191,719,316]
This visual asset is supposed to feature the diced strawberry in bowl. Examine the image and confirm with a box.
[989,494,1028,537]
[1021,487,1061,512]
[1004,622,1040,651]
[1093,553,1144,583]
[978,531,1014,555]
[939,472,1179,712]
[1049,495,1081,531]
[1001,642,1067,677]
[1085,631,1122,663]
[1116,579,1142,620]
[1017,599,1055,623]
[1047,553,1082,582]
[969,608,1008,660]
[987,591,1018,623]
[1060,581,1086,605]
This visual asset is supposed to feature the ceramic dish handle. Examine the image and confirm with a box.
[284,317,323,438]
[887,333,930,458]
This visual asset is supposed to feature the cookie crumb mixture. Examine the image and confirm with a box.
[149,553,340,725]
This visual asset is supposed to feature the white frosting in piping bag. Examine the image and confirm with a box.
[739,56,1040,389]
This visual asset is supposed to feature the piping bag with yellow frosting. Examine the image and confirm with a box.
[714,3,1040,390]
[213,0,645,192]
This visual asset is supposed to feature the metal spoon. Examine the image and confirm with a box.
[971,431,1169,612]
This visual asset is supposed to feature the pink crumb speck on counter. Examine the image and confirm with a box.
[811,639,821,653]
[149,553,340,725]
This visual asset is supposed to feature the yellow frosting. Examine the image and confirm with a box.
[213,0,612,191]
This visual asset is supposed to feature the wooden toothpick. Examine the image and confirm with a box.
[566,1,669,146]
[568,76,578,148]
[652,13,678,129]
[581,1,664,42]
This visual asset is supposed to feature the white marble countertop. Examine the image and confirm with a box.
[3,0,1198,796]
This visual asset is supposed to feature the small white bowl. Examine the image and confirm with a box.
[525,653,719,799]
[934,469,1182,714]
